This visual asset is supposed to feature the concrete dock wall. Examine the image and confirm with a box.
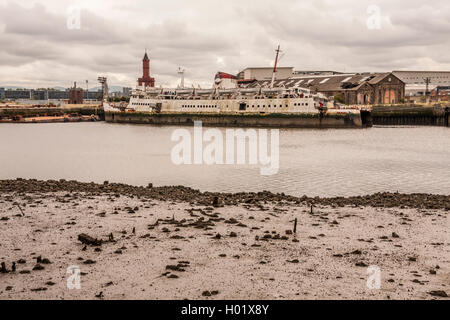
[372,105,449,127]
[105,112,366,129]
[0,106,104,120]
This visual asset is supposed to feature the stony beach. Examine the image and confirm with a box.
[0,179,448,300]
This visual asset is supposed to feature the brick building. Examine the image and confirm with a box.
[138,51,155,87]
[69,82,83,104]
[241,72,405,105]
[430,86,450,102]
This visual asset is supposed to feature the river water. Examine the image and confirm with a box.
[0,122,449,197]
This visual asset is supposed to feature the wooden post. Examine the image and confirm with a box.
[16,204,24,216]
[294,218,297,234]
[445,107,449,127]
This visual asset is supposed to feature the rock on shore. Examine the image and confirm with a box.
[0,179,449,210]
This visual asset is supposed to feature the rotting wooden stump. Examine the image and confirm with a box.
[78,233,102,246]
[1,262,8,273]
[212,196,223,208]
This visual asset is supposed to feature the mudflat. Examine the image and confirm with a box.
[0,179,448,300]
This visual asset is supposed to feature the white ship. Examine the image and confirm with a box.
[102,46,360,118]
[104,86,328,114]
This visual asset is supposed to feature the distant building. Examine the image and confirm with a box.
[4,89,32,100]
[122,87,132,97]
[241,73,405,105]
[430,86,450,102]
[0,87,102,102]
[83,90,102,100]
[48,90,69,100]
[109,87,132,99]
[404,84,437,98]
[393,71,450,86]
[237,67,294,81]
[138,51,155,87]
[292,71,347,76]
[32,90,46,100]
[393,71,450,101]
[69,82,83,104]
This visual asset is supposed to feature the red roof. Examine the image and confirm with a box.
[215,72,237,79]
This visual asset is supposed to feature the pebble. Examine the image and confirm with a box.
[428,291,448,298]
[32,264,44,271]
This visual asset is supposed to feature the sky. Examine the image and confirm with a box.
[1,0,450,89]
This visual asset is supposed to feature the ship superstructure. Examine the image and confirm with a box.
[114,85,327,114]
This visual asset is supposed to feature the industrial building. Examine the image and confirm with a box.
[0,87,103,102]
[68,82,83,104]
[393,71,450,86]
[292,70,347,76]
[392,71,450,99]
[431,86,450,102]
[241,73,405,105]
[232,68,450,104]
[237,67,294,81]
[110,87,132,98]
[3,89,33,100]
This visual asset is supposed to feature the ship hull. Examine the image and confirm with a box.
[104,111,369,128]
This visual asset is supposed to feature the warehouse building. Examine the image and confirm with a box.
[4,89,34,100]
[393,71,450,86]
[241,73,405,105]
[237,67,294,81]
[393,71,450,99]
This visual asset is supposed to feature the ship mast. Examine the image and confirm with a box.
[177,67,185,89]
[270,45,281,88]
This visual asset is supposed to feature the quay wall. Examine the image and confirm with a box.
[372,105,449,127]
[0,106,104,120]
[105,112,366,129]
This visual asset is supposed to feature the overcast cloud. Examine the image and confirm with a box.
[1,0,450,88]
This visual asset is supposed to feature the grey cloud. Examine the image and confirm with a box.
[0,0,450,88]
[0,2,128,44]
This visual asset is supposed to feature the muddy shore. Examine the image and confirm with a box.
[0,179,448,300]
[1,179,450,210]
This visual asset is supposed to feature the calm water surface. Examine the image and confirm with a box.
[0,122,449,197]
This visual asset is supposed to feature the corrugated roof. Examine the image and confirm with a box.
[243,73,399,92]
